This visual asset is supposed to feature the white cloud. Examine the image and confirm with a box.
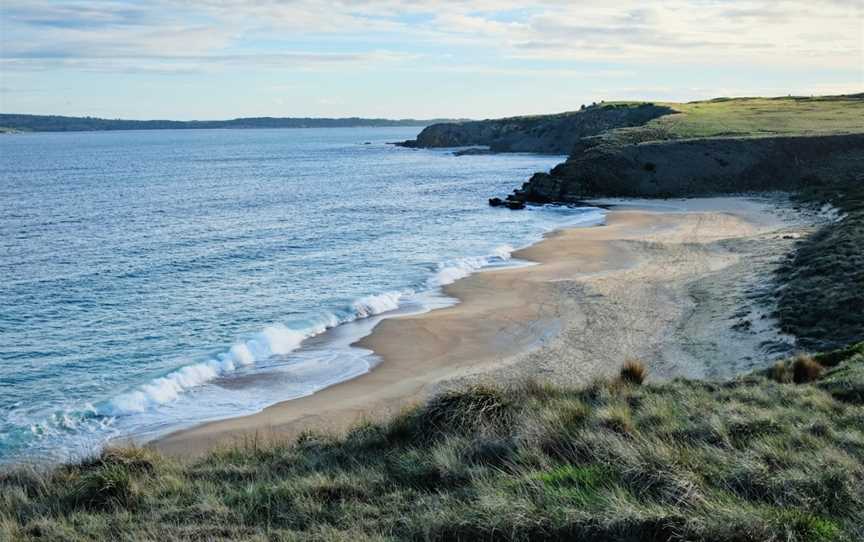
[2,0,861,71]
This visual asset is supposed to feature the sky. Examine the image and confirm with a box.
[0,0,862,120]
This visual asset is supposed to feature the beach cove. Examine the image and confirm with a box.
[155,197,810,456]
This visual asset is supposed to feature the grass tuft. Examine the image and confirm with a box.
[792,354,824,384]
[619,359,648,385]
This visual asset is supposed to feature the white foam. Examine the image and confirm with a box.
[104,324,312,415]
[351,291,405,318]
[100,236,577,417]
[492,244,514,260]
[102,292,411,416]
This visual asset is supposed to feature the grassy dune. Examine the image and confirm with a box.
[3,344,863,541]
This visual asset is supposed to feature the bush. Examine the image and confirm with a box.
[620,359,648,385]
[770,361,791,383]
[68,463,137,510]
[792,354,824,383]
[422,385,513,436]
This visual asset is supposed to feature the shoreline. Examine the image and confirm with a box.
[153,197,808,457]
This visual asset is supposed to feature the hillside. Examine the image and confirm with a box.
[2,343,862,541]
[0,114,463,133]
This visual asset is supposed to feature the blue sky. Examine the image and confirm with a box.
[1,0,862,119]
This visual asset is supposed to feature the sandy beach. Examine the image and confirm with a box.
[154,197,808,456]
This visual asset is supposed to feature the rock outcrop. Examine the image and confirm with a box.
[397,103,674,154]
[510,134,864,203]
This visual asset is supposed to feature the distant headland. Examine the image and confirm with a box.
[0,114,467,133]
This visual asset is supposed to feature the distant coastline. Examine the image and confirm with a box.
[0,113,468,133]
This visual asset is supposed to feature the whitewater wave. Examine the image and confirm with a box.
[100,243,522,416]
[103,291,407,415]
[428,244,514,288]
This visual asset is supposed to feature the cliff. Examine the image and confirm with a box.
[505,94,864,202]
[396,103,674,153]
[515,133,864,202]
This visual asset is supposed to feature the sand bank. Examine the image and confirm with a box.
[154,197,808,456]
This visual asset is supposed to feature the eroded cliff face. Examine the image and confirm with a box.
[511,134,864,202]
[397,104,674,154]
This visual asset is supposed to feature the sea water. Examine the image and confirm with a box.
[0,127,604,463]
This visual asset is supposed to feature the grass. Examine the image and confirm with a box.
[596,94,864,146]
[776,183,864,350]
[619,359,648,385]
[655,95,864,139]
[3,347,863,541]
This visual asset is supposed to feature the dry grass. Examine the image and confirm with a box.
[792,354,824,383]
[619,359,648,385]
[2,345,862,541]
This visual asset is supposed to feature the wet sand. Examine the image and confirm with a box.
[154,197,807,456]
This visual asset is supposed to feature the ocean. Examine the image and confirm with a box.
[0,127,604,463]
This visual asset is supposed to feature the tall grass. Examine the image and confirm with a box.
[2,343,863,541]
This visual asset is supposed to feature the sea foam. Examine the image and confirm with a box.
[103,292,408,415]
[103,245,517,416]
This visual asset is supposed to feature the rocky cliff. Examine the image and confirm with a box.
[397,103,674,154]
[513,133,864,202]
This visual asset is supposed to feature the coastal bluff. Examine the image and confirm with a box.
[396,103,673,153]
[516,133,864,202]
[503,94,864,202]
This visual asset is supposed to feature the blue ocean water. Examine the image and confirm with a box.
[0,127,603,463]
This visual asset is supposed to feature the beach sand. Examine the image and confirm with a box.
[153,197,808,456]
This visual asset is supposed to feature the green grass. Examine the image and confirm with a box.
[597,94,864,146]
[775,183,864,350]
[3,345,863,541]
[656,95,864,139]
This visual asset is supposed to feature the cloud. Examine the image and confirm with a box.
[0,0,861,75]
[0,51,417,74]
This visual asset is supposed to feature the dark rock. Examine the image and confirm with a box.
[488,197,504,207]
[454,147,495,156]
[506,200,526,210]
[518,133,864,202]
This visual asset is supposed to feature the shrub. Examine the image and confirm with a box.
[792,354,824,384]
[422,385,512,435]
[68,463,137,510]
[620,359,648,385]
[770,361,791,383]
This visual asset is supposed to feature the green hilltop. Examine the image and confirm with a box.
[594,94,864,146]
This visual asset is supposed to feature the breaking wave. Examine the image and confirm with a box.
[101,244,518,416]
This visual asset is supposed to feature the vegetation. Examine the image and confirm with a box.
[0,114,459,133]
[654,95,864,139]
[3,344,863,541]
[776,181,864,350]
[598,94,864,146]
